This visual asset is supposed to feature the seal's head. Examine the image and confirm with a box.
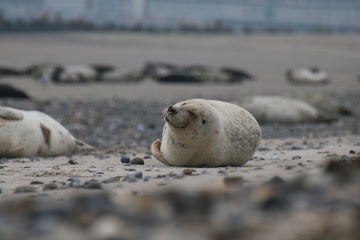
[163,100,213,132]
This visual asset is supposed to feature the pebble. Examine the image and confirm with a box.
[223,176,245,188]
[14,186,36,193]
[292,155,302,160]
[124,168,137,172]
[156,174,166,179]
[120,156,131,163]
[30,181,44,185]
[83,180,103,189]
[270,155,280,160]
[67,178,81,187]
[130,157,145,165]
[102,177,121,184]
[173,174,185,179]
[226,168,238,172]
[349,149,356,154]
[258,147,271,152]
[122,172,143,182]
[183,168,196,175]
[145,167,159,172]
[43,183,59,191]
[68,159,78,165]
[291,145,304,150]
[143,176,152,182]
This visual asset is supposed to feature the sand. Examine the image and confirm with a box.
[0,32,359,240]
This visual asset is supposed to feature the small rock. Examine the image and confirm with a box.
[226,168,238,172]
[68,159,78,165]
[14,186,36,193]
[130,157,144,165]
[156,174,166,179]
[349,150,356,154]
[145,167,159,172]
[102,177,121,184]
[270,155,280,160]
[292,155,302,160]
[120,156,131,163]
[291,145,304,150]
[258,147,271,152]
[174,174,185,179]
[143,176,152,182]
[30,181,44,185]
[223,176,244,188]
[183,168,196,175]
[143,155,152,159]
[83,180,102,189]
[124,168,137,172]
[43,183,59,191]
[67,178,81,187]
[123,172,143,182]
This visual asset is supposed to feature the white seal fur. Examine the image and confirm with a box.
[286,67,330,85]
[232,96,320,124]
[151,99,261,167]
[0,106,94,158]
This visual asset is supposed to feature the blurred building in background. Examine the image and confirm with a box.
[0,0,359,33]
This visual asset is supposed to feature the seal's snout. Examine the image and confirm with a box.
[167,106,177,114]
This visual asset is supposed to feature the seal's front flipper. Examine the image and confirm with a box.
[6,146,26,157]
[75,139,96,153]
[151,139,171,166]
[0,107,23,120]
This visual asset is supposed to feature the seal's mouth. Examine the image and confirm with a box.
[165,116,188,129]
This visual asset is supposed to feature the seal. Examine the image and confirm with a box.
[232,96,320,124]
[151,99,261,167]
[286,67,330,85]
[0,106,94,158]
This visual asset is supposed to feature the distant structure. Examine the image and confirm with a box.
[0,0,360,33]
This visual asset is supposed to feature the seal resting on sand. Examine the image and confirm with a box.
[151,99,261,167]
[0,106,94,158]
[232,96,320,124]
[286,67,330,85]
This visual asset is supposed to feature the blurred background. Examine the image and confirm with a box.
[1,0,360,34]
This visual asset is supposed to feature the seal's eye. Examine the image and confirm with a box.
[202,120,206,125]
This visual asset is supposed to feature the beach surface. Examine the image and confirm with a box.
[0,33,359,240]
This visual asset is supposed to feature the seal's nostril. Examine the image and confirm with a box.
[168,106,177,114]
